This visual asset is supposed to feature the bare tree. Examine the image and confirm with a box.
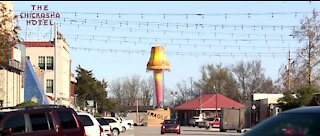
[140,76,154,106]
[289,9,320,87]
[231,60,278,103]
[194,64,240,102]
[109,78,125,111]
[122,75,140,106]
[174,80,196,105]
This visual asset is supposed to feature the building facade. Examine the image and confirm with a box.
[0,1,25,107]
[24,36,72,106]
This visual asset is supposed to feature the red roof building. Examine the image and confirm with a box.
[173,93,244,126]
[175,93,244,110]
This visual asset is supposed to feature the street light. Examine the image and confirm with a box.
[251,104,256,126]
[171,91,178,119]
[214,85,218,117]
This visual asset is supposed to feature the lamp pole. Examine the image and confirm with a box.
[214,85,217,116]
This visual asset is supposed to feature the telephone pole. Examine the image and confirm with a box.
[287,50,291,91]
[307,39,312,85]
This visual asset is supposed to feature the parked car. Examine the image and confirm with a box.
[198,117,220,128]
[96,117,121,136]
[116,117,134,128]
[242,106,320,136]
[0,105,86,136]
[77,112,111,136]
[188,115,204,127]
[161,119,181,134]
[95,118,114,136]
[114,117,131,131]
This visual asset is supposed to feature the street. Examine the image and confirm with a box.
[121,126,242,136]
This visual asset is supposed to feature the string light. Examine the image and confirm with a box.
[68,46,292,57]
[39,17,309,29]
[14,10,315,17]
[27,31,299,50]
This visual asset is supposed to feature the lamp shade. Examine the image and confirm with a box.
[147,46,170,70]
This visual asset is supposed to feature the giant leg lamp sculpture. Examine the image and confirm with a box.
[147,46,170,108]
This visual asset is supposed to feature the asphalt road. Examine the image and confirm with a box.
[121,126,243,136]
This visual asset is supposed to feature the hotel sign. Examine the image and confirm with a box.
[20,5,60,26]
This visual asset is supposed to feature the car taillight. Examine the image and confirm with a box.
[83,128,87,136]
[99,126,103,136]
[176,125,180,129]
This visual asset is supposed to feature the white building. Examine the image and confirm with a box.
[24,35,72,106]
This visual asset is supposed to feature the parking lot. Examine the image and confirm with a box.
[122,126,242,136]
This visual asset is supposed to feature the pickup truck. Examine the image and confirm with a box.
[198,117,220,129]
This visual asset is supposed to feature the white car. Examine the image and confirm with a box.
[96,117,122,136]
[117,117,134,128]
[189,115,204,127]
[104,117,130,132]
[77,112,112,136]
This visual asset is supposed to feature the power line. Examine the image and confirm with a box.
[47,17,304,29]
[69,46,293,57]
[14,10,316,18]
[56,22,294,38]
[24,32,300,49]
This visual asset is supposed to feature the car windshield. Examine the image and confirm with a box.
[207,118,215,121]
[243,113,320,136]
[163,120,177,124]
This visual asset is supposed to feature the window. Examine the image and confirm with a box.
[57,111,77,129]
[38,56,45,70]
[97,118,109,125]
[3,115,25,133]
[29,113,54,131]
[78,115,94,126]
[46,56,53,70]
[46,79,53,93]
[105,119,116,123]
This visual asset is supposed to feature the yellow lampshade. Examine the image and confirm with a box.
[147,46,170,70]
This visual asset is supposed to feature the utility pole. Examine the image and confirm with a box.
[308,38,311,85]
[53,22,57,105]
[136,99,139,123]
[214,85,218,117]
[287,50,291,91]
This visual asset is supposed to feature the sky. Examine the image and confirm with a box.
[12,1,320,95]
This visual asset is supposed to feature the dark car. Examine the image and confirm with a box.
[0,105,86,136]
[161,119,181,135]
[242,106,320,136]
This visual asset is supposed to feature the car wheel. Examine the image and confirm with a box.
[237,130,242,133]
[122,126,126,132]
[161,132,164,134]
[220,129,226,132]
[177,132,181,134]
[112,129,119,136]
